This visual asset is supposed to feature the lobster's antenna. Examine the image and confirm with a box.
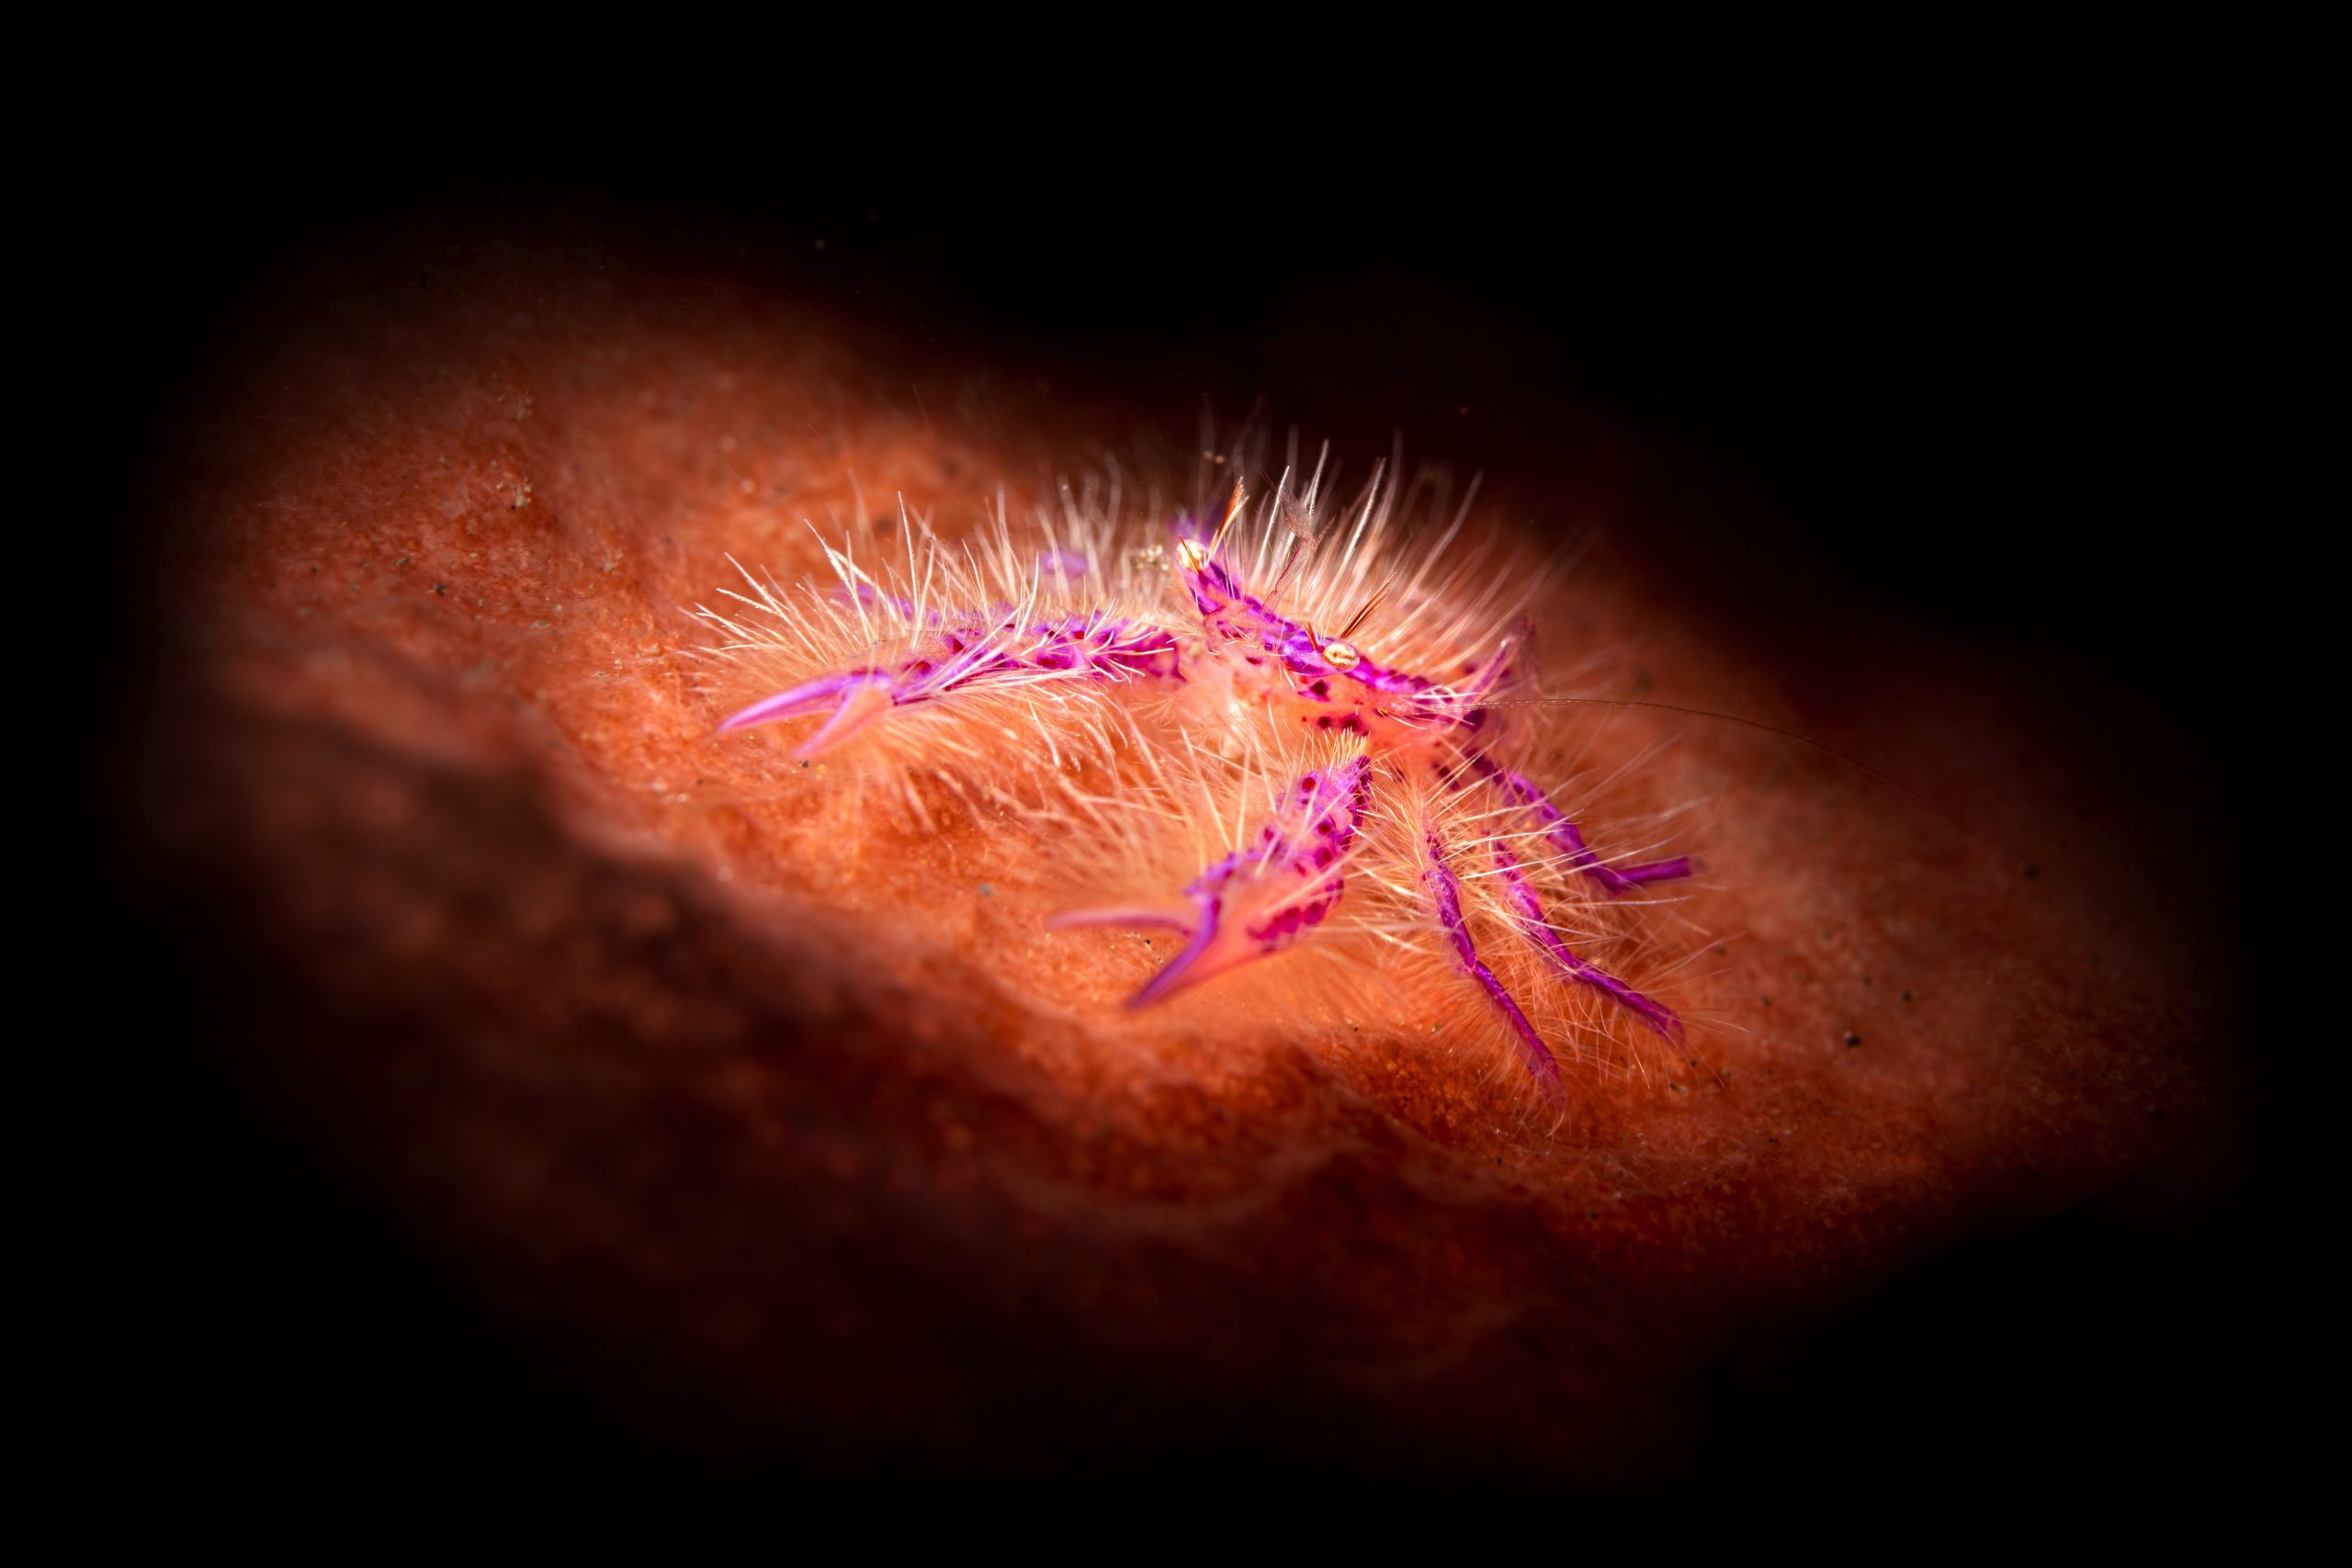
[1269,459,1379,609]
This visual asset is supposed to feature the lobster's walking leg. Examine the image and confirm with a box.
[1489,841,1682,1041]
[1457,751,1692,897]
[1422,829,1565,1102]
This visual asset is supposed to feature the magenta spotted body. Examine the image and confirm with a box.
[720,509,1690,1100]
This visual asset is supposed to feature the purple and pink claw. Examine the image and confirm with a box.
[1049,897,1237,1009]
[720,672,898,759]
[1054,756,1370,1010]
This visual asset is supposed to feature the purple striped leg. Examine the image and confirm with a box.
[1422,830,1565,1103]
[1455,750,1692,897]
[1490,841,1681,1041]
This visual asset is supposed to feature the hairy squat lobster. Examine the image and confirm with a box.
[705,458,1692,1103]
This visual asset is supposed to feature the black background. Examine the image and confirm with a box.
[63,75,2296,1517]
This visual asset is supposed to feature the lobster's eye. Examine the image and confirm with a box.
[1321,638,1362,670]
[1174,538,1209,573]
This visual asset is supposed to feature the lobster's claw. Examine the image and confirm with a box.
[720,673,897,760]
[1053,754,1371,1008]
[1052,892,1266,1010]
